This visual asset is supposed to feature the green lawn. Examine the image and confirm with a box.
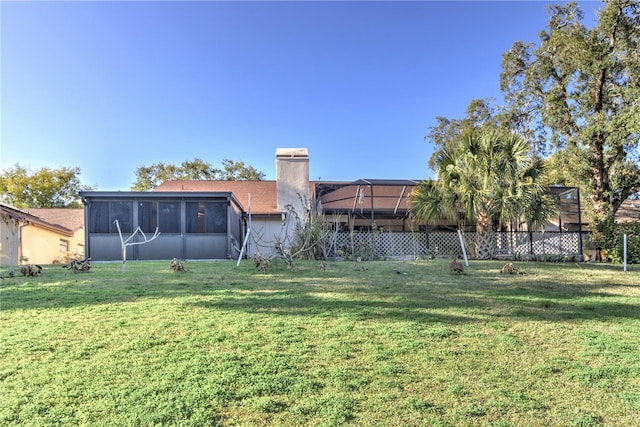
[1,259,639,426]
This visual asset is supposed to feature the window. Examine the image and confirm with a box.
[158,202,180,233]
[138,202,158,233]
[139,201,180,233]
[89,202,110,233]
[186,202,226,233]
[89,202,132,233]
[110,202,133,233]
[59,239,69,253]
[89,200,180,234]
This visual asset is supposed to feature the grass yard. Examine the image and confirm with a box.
[1,259,639,426]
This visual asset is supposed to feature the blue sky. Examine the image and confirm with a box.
[1,1,600,191]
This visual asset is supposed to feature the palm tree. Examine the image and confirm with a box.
[412,129,556,259]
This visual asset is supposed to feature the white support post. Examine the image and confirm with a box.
[458,229,469,267]
[237,228,251,266]
[623,234,627,272]
[237,194,252,266]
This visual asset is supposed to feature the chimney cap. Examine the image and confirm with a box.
[276,148,309,158]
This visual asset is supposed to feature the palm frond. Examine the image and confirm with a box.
[410,181,459,223]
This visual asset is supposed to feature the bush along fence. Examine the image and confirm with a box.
[323,230,583,261]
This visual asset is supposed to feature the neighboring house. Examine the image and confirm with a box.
[539,187,584,232]
[615,199,640,223]
[1,203,84,268]
[577,197,640,261]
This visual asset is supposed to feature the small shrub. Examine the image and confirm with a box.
[63,257,91,272]
[169,258,186,272]
[20,264,42,276]
[252,252,269,273]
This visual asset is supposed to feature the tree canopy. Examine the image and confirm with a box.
[425,1,639,230]
[0,164,94,208]
[425,99,504,171]
[131,158,266,191]
[500,0,640,220]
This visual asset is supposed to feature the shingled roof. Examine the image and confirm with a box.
[1,203,80,237]
[155,180,317,215]
[25,208,84,232]
[616,199,640,223]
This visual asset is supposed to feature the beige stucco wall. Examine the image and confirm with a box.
[18,225,85,265]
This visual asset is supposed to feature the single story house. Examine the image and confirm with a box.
[79,148,638,262]
[1,203,85,269]
[80,148,311,261]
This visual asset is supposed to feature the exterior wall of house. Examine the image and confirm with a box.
[246,217,289,258]
[20,225,84,265]
[2,213,85,266]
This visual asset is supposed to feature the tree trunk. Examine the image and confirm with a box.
[475,212,496,260]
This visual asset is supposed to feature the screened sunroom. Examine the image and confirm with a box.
[80,192,244,261]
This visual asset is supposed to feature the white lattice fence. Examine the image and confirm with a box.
[324,231,581,259]
[376,232,428,257]
[329,232,428,258]
[531,232,580,255]
[496,232,581,256]
[425,231,475,257]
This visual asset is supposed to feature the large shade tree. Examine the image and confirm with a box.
[425,99,503,171]
[0,164,93,208]
[500,0,640,223]
[132,158,266,191]
[412,129,556,259]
